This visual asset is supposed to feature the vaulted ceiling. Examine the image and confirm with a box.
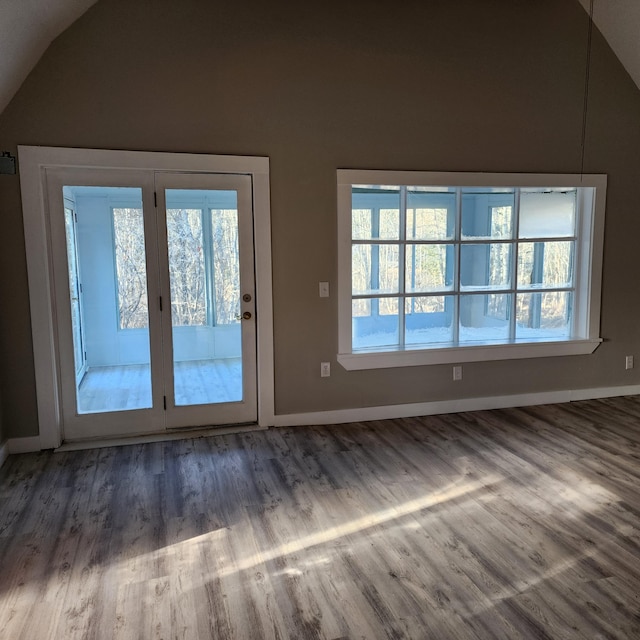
[0,0,638,118]
[577,0,640,90]
[0,0,98,116]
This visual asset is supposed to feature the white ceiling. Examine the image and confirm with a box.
[0,1,638,118]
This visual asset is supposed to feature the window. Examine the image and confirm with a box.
[113,203,240,330]
[165,206,240,326]
[113,207,149,329]
[337,170,606,370]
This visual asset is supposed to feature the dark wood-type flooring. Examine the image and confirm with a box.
[2,396,640,639]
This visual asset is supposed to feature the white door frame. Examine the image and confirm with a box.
[19,146,275,449]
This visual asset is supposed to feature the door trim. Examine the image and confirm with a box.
[19,146,275,448]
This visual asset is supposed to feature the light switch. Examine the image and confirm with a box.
[319,281,330,298]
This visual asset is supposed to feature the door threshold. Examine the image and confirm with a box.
[55,423,267,453]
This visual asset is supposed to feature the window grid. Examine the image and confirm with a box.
[453,189,462,344]
[351,186,577,350]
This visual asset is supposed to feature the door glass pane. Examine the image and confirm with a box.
[63,186,152,414]
[212,208,240,324]
[166,189,242,406]
[114,208,150,328]
[166,209,207,325]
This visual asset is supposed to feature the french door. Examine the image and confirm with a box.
[46,168,257,440]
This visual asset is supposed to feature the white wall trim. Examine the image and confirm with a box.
[7,436,43,455]
[0,441,8,469]
[569,384,640,401]
[253,170,276,427]
[338,339,602,370]
[272,384,640,427]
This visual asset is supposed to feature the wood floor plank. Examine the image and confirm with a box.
[3,396,640,638]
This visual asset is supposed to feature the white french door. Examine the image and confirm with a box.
[46,167,257,440]
[156,172,257,429]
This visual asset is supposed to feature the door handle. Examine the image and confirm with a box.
[236,311,252,320]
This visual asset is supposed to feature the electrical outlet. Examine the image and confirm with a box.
[453,365,462,381]
[321,362,331,377]
[319,281,330,298]
[626,355,634,370]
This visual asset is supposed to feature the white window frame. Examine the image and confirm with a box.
[337,170,607,370]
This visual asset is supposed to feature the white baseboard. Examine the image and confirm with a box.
[8,436,42,455]
[0,441,8,469]
[272,384,640,428]
[2,384,640,455]
[569,384,640,401]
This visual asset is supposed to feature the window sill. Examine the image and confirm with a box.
[337,338,603,370]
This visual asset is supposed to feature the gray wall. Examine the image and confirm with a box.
[0,0,639,439]
[0,384,4,445]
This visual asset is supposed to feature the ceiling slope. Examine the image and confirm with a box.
[0,1,638,120]
[0,0,98,115]
[579,0,640,90]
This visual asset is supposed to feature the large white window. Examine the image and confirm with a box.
[337,170,607,370]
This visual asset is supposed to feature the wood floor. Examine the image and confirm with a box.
[2,397,640,639]
[77,358,242,413]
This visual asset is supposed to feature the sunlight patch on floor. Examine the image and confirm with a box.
[215,475,503,579]
[111,476,503,591]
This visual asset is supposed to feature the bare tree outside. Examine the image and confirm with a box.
[114,207,241,330]
[167,208,207,326]
[211,209,240,325]
[113,208,149,329]
[351,201,573,332]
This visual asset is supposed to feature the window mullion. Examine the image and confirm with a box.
[202,207,215,326]
[453,188,461,345]
[570,189,583,337]
[398,187,407,348]
[510,188,521,341]
[371,208,380,318]
[411,206,417,314]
